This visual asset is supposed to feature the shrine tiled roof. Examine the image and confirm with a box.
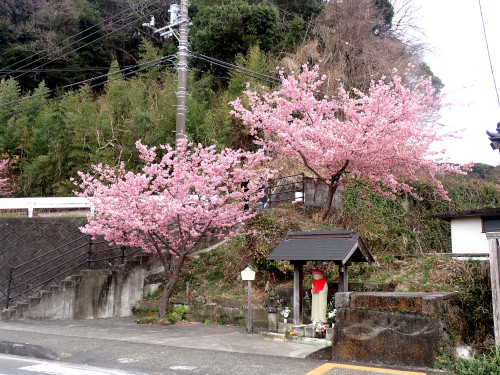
[267,230,374,264]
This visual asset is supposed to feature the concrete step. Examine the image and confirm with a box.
[28,296,41,308]
[15,301,29,313]
[80,269,112,278]
[49,284,60,292]
[69,275,84,284]
[59,279,74,291]
[39,290,53,301]
[4,251,155,321]
[1,307,17,320]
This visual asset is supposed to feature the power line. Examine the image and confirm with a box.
[2,0,164,82]
[478,0,500,109]
[0,56,176,109]
[1,0,164,76]
[7,17,145,83]
[190,51,333,97]
[189,52,281,86]
[0,66,135,74]
[2,5,126,75]
[0,56,177,119]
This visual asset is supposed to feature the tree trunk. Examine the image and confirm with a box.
[159,272,182,318]
[158,253,186,318]
[319,161,348,221]
[320,183,338,221]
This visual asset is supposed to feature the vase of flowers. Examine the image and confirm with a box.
[327,307,337,326]
[315,323,326,338]
[280,306,291,323]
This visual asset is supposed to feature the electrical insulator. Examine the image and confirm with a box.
[169,4,180,24]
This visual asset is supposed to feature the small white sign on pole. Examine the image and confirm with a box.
[241,264,257,333]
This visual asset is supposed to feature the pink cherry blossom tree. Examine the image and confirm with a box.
[0,159,9,196]
[74,139,275,317]
[230,65,470,220]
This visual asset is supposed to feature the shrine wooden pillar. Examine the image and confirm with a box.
[291,261,305,325]
[338,263,349,292]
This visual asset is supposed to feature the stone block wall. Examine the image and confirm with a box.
[172,297,268,329]
[332,292,455,368]
[303,177,344,210]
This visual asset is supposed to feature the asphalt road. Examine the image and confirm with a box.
[0,355,141,375]
[0,318,325,375]
[0,318,453,375]
[0,342,322,375]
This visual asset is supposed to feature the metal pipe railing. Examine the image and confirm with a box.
[3,236,142,309]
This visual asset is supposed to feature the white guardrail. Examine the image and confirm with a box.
[0,192,303,218]
[0,197,94,217]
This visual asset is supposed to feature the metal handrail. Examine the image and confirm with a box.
[267,173,304,207]
[12,235,88,270]
[12,242,88,280]
[8,261,86,302]
[3,235,143,309]
[11,252,87,288]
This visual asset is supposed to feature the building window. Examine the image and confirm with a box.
[482,217,500,232]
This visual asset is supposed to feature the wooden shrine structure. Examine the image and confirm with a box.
[267,230,374,325]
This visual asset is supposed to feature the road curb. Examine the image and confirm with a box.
[0,341,58,360]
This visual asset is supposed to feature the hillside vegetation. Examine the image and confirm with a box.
[169,196,495,350]
[0,0,452,196]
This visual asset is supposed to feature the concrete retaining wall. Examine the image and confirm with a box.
[19,258,163,320]
[332,292,455,368]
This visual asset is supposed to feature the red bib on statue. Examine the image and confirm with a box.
[312,278,326,293]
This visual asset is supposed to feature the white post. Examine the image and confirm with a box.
[247,280,253,333]
[241,265,256,333]
[486,233,500,351]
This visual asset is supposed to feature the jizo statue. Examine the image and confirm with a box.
[311,269,328,323]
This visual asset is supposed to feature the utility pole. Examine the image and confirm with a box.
[143,0,189,145]
[175,0,189,143]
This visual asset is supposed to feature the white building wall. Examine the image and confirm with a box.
[450,217,489,254]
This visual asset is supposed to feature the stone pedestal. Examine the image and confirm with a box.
[325,327,334,341]
[304,325,315,338]
[267,312,278,331]
[277,322,293,334]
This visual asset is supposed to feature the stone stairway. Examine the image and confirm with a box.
[1,254,156,320]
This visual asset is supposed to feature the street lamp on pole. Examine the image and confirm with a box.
[487,122,500,152]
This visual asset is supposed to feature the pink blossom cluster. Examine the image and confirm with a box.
[74,139,275,256]
[230,65,471,203]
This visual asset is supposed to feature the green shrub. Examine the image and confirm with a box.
[449,260,493,345]
[435,348,500,375]
[234,315,244,326]
[218,313,230,325]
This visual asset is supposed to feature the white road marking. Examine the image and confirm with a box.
[19,363,136,375]
[116,359,138,364]
[169,366,197,371]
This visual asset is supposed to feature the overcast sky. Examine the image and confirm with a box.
[411,0,500,166]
